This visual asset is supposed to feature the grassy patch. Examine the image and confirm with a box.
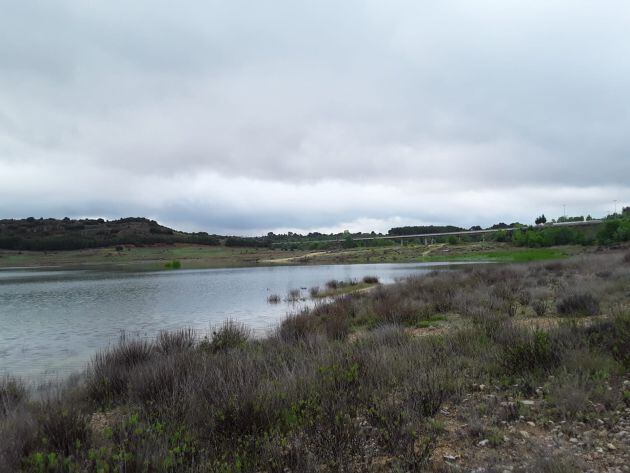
[414,315,447,328]
[426,247,569,263]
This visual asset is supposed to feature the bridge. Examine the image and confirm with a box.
[278,219,604,245]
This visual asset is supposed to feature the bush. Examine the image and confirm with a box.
[164,259,182,269]
[598,219,630,244]
[0,408,38,470]
[556,293,600,317]
[324,314,350,341]
[365,396,433,469]
[406,366,453,417]
[128,352,197,411]
[204,319,251,353]
[584,311,630,369]
[612,311,630,368]
[156,328,196,355]
[505,300,518,317]
[86,337,154,405]
[531,299,550,317]
[37,399,91,456]
[0,376,26,416]
[503,330,558,374]
[362,275,379,284]
[546,374,592,420]
[361,324,410,348]
[517,289,532,306]
[277,312,314,343]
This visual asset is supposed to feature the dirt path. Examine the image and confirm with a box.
[259,251,329,264]
[421,243,446,257]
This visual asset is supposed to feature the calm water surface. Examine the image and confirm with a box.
[0,262,454,380]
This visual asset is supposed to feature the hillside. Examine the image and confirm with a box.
[0,217,220,251]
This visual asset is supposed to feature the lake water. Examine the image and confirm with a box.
[0,262,454,380]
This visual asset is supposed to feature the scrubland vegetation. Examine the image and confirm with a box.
[1,249,629,472]
[0,218,220,251]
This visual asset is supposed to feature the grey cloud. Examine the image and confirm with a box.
[0,1,628,232]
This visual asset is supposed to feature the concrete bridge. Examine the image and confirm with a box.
[353,219,603,243]
[280,219,604,246]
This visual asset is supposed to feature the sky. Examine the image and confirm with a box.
[0,1,628,235]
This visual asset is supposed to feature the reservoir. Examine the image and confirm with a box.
[1,262,454,380]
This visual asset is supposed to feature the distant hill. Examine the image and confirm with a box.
[0,217,220,251]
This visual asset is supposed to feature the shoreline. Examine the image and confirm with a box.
[0,241,584,272]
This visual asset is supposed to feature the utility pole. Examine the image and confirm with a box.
[563,204,566,218]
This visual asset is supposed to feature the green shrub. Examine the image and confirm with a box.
[164,259,182,269]
[598,219,630,244]
[503,330,558,374]
[37,400,91,457]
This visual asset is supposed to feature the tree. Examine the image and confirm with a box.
[342,234,356,248]
[535,214,547,225]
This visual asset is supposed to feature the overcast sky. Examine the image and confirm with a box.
[1,1,628,235]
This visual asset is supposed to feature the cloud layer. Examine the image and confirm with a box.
[1,1,628,234]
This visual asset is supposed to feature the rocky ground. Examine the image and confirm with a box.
[429,379,630,472]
